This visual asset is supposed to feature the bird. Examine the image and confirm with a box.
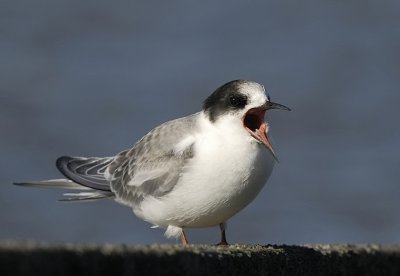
[15,80,290,245]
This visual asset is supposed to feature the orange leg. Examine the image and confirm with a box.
[180,229,189,245]
[216,222,229,246]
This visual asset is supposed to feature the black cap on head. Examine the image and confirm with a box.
[203,80,250,122]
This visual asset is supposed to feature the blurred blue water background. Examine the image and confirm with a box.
[1,1,400,245]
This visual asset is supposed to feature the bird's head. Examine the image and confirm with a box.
[203,80,290,160]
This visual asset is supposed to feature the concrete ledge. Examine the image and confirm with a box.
[1,241,400,276]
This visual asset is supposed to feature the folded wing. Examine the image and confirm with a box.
[107,114,198,207]
[56,156,113,191]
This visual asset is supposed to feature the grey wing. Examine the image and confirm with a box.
[107,113,198,207]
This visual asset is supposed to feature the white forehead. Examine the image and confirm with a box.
[237,81,268,108]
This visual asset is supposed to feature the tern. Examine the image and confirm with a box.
[15,80,290,245]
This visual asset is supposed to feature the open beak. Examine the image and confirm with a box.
[243,101,290,161]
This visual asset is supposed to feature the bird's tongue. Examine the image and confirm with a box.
[254,123,267,141]
[254,122,278,161]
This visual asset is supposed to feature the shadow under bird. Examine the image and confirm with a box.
[15,80,290,245]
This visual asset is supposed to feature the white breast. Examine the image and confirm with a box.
[137,113,275,229]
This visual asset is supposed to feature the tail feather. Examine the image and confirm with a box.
[14,179,90,190]
[59,191,114,202]
[15,155,115,202]
[14,179,114,202]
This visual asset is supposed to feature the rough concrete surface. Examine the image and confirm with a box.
[1,241,400,276]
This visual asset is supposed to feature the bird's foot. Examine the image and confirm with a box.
[180,229,189,246]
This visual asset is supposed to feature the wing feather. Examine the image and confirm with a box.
[107,114,198,207]
[56,156,113,191]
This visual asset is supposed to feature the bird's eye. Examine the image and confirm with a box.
[229,95,246,108]
[267,93,271,101]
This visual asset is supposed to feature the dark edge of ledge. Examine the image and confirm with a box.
[1,241,400,276]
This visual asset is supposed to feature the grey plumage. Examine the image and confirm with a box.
[107,114,197,207]
[15,114,197,204]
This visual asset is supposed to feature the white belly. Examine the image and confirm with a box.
[176,142,274,228]
[136,124,275,229]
